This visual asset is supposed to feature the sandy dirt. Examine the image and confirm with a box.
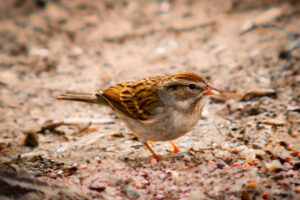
[0,0,299,199]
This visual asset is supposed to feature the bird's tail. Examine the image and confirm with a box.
[55,92,108,105]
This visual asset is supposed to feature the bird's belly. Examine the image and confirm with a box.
[120,111,200,142]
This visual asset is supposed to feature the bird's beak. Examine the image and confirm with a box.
[203,85,220,96]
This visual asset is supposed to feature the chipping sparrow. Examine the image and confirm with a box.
[56,72,219,160]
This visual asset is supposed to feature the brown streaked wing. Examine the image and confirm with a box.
[120,76,164,120]
[100,83,132,117]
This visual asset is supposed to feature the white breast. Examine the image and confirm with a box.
[119,106,202,142]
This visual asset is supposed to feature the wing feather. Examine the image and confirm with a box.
[99,83,131,117]
[99,76,164,120]
[120,76,163,120]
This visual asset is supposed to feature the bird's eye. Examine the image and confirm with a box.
[188,84,196,90]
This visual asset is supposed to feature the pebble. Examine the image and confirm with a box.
[155,46,166,55]
[263,160,282,171]
[166,170,178,179]
[71,46,84,56]
[250,49,261,57]
[293,162,300,170]
[83,15,99,25]
[125,185,139,199]
[23,131,39,148]
[30,47,50,57]
[254,149,266,156]
[158,173,166,179]
[95,156,102,164]
[247,182,258,189]
[56,146,67,153]
[246,152,256,163]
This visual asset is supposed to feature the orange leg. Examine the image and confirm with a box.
[143,142,161,160]
[147,140,154,146]
[169,140,179,154]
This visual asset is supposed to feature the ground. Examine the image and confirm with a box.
[0,0,299,199]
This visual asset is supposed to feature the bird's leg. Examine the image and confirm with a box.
[169,140,179,154]
[147,140,154,146]
[143,142,161,160]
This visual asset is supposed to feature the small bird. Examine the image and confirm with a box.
[56,72,219,160]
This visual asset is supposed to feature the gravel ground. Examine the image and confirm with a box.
[0,0,299,199]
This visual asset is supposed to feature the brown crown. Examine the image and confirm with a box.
[170,72,206,83]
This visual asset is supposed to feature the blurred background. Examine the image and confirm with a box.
[0,0,299,199]
[1,0,298,129]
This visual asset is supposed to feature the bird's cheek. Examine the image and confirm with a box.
[173,90,187,101]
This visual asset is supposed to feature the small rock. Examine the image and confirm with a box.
[246,152,256,163]
[293,162,300,170]
[217,161,226,169]
[56,146,67,153]
[30,47,50,57]
[95,156,102,164]
[83,15,99,25]
[247,182,258,189]
[23,131,39,148]
[158,173,166,179]
[263,160,282,171]
[166,170,179,179]
[250,49,261,57]
[254,149,266,157]
[155,46,166,55]
[71,46,83,56]
[124,185,139,199]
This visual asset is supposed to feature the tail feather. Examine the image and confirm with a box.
[56,92,107,105]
